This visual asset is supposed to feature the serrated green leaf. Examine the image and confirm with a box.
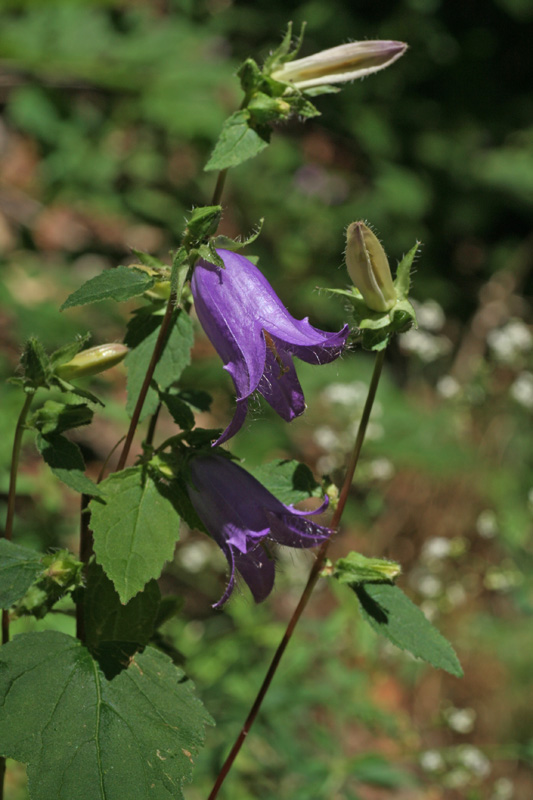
[36,433,102,496]
[178,389,212,412]
[125,309,194,421]
[394,242,420,299]
[31,400,93,435]
[160,392,195,430]
[247,459,322,505]
[90,467,181,603]
[353,582,463,677]
[60,266,155,310]
[51,376,105,406]
[205,110,270,171]
[84,561,160,678]
[0,540,42,609]
[0,631,212,800]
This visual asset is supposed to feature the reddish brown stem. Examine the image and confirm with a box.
[115,295,176,472]
[207,348,386,800]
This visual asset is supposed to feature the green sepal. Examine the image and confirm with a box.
[212,219,264,253]
[182,206,222,250]
[130,249,168,270]
[194,241,225,270]
[49,333,91,371]
[394,242,420,300]
[20,337,50,390]
[30,400,94,436]
[263,21,306,74]
[330,551,401,584]
[326,288,417,351]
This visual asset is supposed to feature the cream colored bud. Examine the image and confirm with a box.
[271,40,407,90]
[55,343,128,380]
[345,221,397,312]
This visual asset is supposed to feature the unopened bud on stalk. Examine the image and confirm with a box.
[55,343,128,380]
[345,221,397,312]
[271,40,407,90]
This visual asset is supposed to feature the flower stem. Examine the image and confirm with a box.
[115,294,176,472]
[2,392,34,645]
[211,169,228,206]
[206,347,386,800]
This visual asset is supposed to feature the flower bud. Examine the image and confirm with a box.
[55,343,128,380]
[345,221,397,312]
[271,40,407,90]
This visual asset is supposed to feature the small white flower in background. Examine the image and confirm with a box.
[400,328,452,362]
[446,582,467,607]
[510,371,533,410]
[445,706,477,734]
[419,750,445,772]
[437,374,461,399]
[490,777,514,800]
[487,319,532,362]
[415,574,442,598]
[413,298,446,332]
[321,380,368,406]
[457,745,491,777]
[179,541,213,573]
[369,457,394,481]
[422,536,452,561]
[313,425,341,450]
[271,40,407,90]
[476,509,498,539]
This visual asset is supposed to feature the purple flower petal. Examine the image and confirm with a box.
[191,250,349,443]
[186,454,331,606]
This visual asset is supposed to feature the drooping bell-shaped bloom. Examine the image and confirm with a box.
[191,250,349,445]
[186,453,331,607]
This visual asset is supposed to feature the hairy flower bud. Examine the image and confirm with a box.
[55,343,128,380]
[271,40,407,90]
[345,221,397,312]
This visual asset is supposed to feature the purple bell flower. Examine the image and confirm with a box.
[191,249,349,445]
[186,454,331,607]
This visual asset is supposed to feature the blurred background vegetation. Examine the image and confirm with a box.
[1,0,532,798]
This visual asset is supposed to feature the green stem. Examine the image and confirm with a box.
[2,392,33,645]
[206,348,386,800]
[115,294,176,472]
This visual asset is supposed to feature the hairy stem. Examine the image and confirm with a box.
[207,348,386,800]
[2,392,34,645]
[115,294,176,472]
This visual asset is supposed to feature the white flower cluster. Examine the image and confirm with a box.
[487,319,532,363]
